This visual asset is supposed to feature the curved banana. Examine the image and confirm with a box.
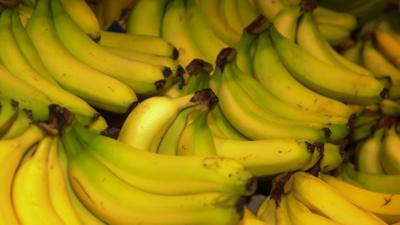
[272,6,301,41]
[0,65,51,121]
[240,208,270,225]
[291,172,387,225]
[314,7,357,31]
[342,41,364,64]
[271,26,385,105]
[318,25,351,46]
[11,10,58,85]
[362,40,400,99]
[58,142,107,225]
[48,137,82,225]
[220,0,244,34]
[286,193,343,225]
[127,0,168,36]
[161,0,205,66]
[375,28,400,68]
[60,0,100,40]
[1,108,32,139]
[177,109,216,156]
[381,100,400,116]
[195,0,241,46]
[99,31,178,58]
[253,31,352,118]
[52,0,168,95]
[158,107,196,155]
[27,0,137,113]
[208,105,247,140]
[254,0,286,20]
[275,195,292,225]
[214,137,315,177]
[0,9,103,127]
[0,125,44,225]
[381,127,400,174]
[118,91,212,152]
[322,174,400,223]
[186,0,228,63]
[236,0,260,27]
[339,163,400,194]
[355,128,385,174]
[0,99,18,136]
[258,196,277,224]
[63,132,244,225]
[13,137,65,225]
[73,124,256,196]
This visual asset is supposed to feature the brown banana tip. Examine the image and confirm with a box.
[314,142,325,153]
[245,15,269,34]
[245,176,258,195]
[300,0,318,13]
[10,99,19,110]
[185,59,213,76]
[190,88,217,104]
[216,48,237,71]
[323,127,332,138]
[347,113,357,128]
[305,141,315,153]
[235,197,247,218]
[172,47,179,59]
[154,79,166,90]
[100,127,120,139]
[176,65,185,77]
[270,172,293,205]
[380,88,389,99]
[162,67,173,78]
[44,104,75,136]
[23,109,34,120]
[208,95,219,110]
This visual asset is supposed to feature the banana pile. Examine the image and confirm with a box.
[0,0,400,224]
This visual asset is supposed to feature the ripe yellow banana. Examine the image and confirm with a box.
[0,99,18,136]
[0,125,44,225]
[322,174,400,223]
[375,29,400,68]
[1,108,32,139]
[275,195,292,225]
[381,127,400,174]
[355,128,385,174]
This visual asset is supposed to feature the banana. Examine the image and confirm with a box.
[0,9,104,127]
[291,172,387,225]
[13,137,65,225]
[236,0,260,27]
[219,0,244,34]
[218,54,332,141]
[230,59,349,141]
[177,109,216,156]
[362,40,400,99]
[99,31,178,58]
[297,12,373,77]
[161,0,205,66]
[52,0,169,95]
[127,0,168,36]
[11,10,58,85]
[186,0,228,63]
[381,100,400,116]
[158,107,196,155]
[195,0,241,46]
[63,131,244,225]
[0,65,51,121]
[318,25,351,46]
[375,29,400,68]
[355,128,385,174]
[208,105,247,140]
[214,137,315,176]
[301,142,344,172]
[1,108,32,139]
[314,7,357,31]
[272,6,301,41]
[102,46,180,72]
[271,26,386,105]
[381,126,400,174]
[258,196,277,224]
[48,137,83,225]
[58,140,107,225]
[0,99,18,136]
[286,192,343,225]
[350,122,375,143]
[118,90,215,152]
[275,195,292,225]
[322,174,400,223]
[60,0,101,40]
[73,124,256,196]
[253,31,352,118]
[240,208,270,225]
[0,125,44,225]
[254,0,286,20]
[339,163,400,194]
[27,0,137,113]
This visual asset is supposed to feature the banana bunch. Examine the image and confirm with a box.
[256,171,389,225]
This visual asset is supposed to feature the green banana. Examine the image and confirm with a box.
[236,0,260,27]
[127,0,168,36]
[73,124,256,196]
[271,26,385,105]
[63,131,245,225]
